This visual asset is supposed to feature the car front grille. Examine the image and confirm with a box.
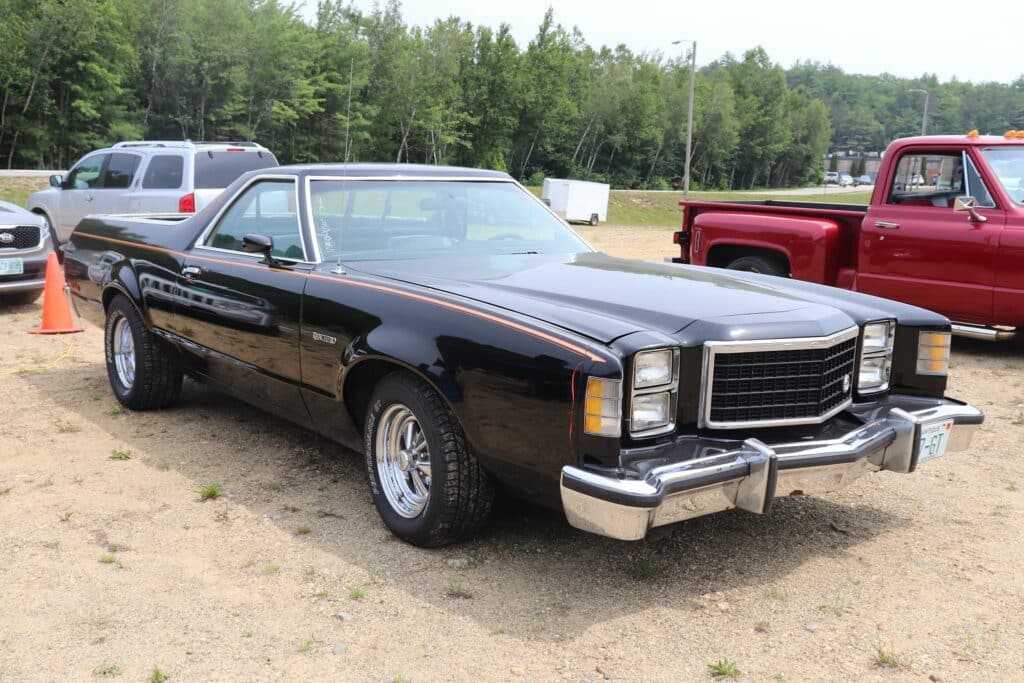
[703,329,859,428]
[0,225,42,250]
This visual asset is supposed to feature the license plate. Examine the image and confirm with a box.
[917,419,954,464]
[0,258,24,276]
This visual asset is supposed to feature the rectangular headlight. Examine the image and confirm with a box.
[858,321,894,394]
[917,331,951,375]
[584,377,621,437]
[634,349,675,388]
[631,391,673,433]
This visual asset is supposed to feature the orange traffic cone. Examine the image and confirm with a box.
[28,252,84,335]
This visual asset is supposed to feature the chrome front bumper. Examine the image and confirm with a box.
[560,397,983,541]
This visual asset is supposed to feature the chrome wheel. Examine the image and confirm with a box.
[375,403,431,518]
[112,315,136,388]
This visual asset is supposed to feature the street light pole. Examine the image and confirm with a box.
[673,39,697,196]
[908,88,930,136]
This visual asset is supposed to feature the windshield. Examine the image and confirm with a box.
[309,179,591,261]
[980,147,1024,205]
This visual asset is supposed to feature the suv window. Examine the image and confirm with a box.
[103,153,141,189]
[205,180,303,259]
[194,151,278,189]
[142,155,184,189]
[65,154,107,189]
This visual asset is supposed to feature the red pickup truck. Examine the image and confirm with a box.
[672,133,1024,340]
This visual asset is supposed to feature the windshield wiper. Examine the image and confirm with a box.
[504,250,542,255]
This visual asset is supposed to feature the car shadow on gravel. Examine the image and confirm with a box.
[28,362,908,642]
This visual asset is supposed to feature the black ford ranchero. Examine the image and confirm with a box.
[63,164,982,546]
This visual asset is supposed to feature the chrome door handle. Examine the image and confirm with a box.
[181,266,202,279]
[874,221,900,229]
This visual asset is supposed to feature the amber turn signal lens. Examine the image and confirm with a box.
[917,331,951,376]
[584,377,621,437]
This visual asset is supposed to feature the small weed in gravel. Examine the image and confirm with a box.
[707,659,741,678]
[58,511,73,522]
[109,449,132,461]
[348,585,365,600]
[148,667,169,683]
[818,594,853,617]
[199,483,222,501]
[634,558,665,579]
[368,563,387,581]
[263,564,280,575]
[214,508,231,523]
[445,583,473,599]
[43,540,59,550]
[295,524,311,535]
[754,621,770,633]
[92,663,122,677]
[1007,482,1018,491]
[99,554,116,564]
[157,460,171,471]
[872,643,908,669]
[297,635,318,653]
[55,420,80,433]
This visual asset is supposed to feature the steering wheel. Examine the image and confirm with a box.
[487,232,524,241]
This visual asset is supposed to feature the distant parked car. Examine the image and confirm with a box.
[838,173,854,187]
[28,140,278,243]
[0,200,52,306]
[824,171,840,185]
[854,174,873,186]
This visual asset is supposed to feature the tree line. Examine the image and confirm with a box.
[1,0,1022,189]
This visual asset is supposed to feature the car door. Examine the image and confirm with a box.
[59,152,108,234]
[859,148,1003,325]
[169,175,312,421]
[93,152,142,215]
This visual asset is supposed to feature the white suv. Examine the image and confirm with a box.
[28,140,278,242]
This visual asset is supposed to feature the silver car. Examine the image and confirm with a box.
[28,140,278,243]
[0,201,52,305]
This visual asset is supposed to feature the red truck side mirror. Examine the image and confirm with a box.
[953,196,988,223]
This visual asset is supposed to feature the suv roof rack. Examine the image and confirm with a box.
[112,140,266,150]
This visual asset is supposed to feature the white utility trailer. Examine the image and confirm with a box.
[541,178,610,225]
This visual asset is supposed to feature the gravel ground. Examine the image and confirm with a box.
[1,227,1022,682]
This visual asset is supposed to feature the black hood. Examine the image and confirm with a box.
[349,252,927,344]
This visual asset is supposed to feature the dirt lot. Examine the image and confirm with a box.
[2,226,1023,682]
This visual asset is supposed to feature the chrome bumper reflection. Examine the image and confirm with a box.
[560,398,983,541]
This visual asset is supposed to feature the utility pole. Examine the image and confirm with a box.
[908,88,930,136]
[673,40,697,196]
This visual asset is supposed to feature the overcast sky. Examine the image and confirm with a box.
[301,0,1021,84]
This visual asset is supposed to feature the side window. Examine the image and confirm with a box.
[65,154,107,189]
[204,180,303,259]
[963,154,996,208]
[888,152,966,208]
[103,153,141,189]
[141,155,184,189]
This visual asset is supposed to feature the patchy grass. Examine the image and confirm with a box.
[818,594,853,617]
[526,185,872,227]
[109,448,132,461]
[199,483,222,501]
[872,643,909,669]
[445,583,474,599]
[157,460,172,471]
[707,659,742,678]
[367,563,387,581]
[348,585,365,600]
[0,175,49,206]
[148,667,169,683]
[55,419,80,433]
[263,564,280,575]
[295,524,312,536]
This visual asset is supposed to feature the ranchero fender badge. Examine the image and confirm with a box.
[311,331,337,345]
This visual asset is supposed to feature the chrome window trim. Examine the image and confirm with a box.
[302,174,595,264]
[195,173,312,263]
[698,326,860,430]
[627,347,680,438]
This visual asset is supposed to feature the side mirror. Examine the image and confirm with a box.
[242,233,274,262]
[953,196,988,223]
[49,174,64,188]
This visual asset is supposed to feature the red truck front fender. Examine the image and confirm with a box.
[691,211,842,284]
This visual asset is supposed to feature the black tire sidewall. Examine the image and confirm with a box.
[363,374,448,545]
[729,256,786,277]
[104,297,143,406]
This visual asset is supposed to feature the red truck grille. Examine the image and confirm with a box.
[702,329,858,429]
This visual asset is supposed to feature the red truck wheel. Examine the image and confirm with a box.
[727,255,788,277]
